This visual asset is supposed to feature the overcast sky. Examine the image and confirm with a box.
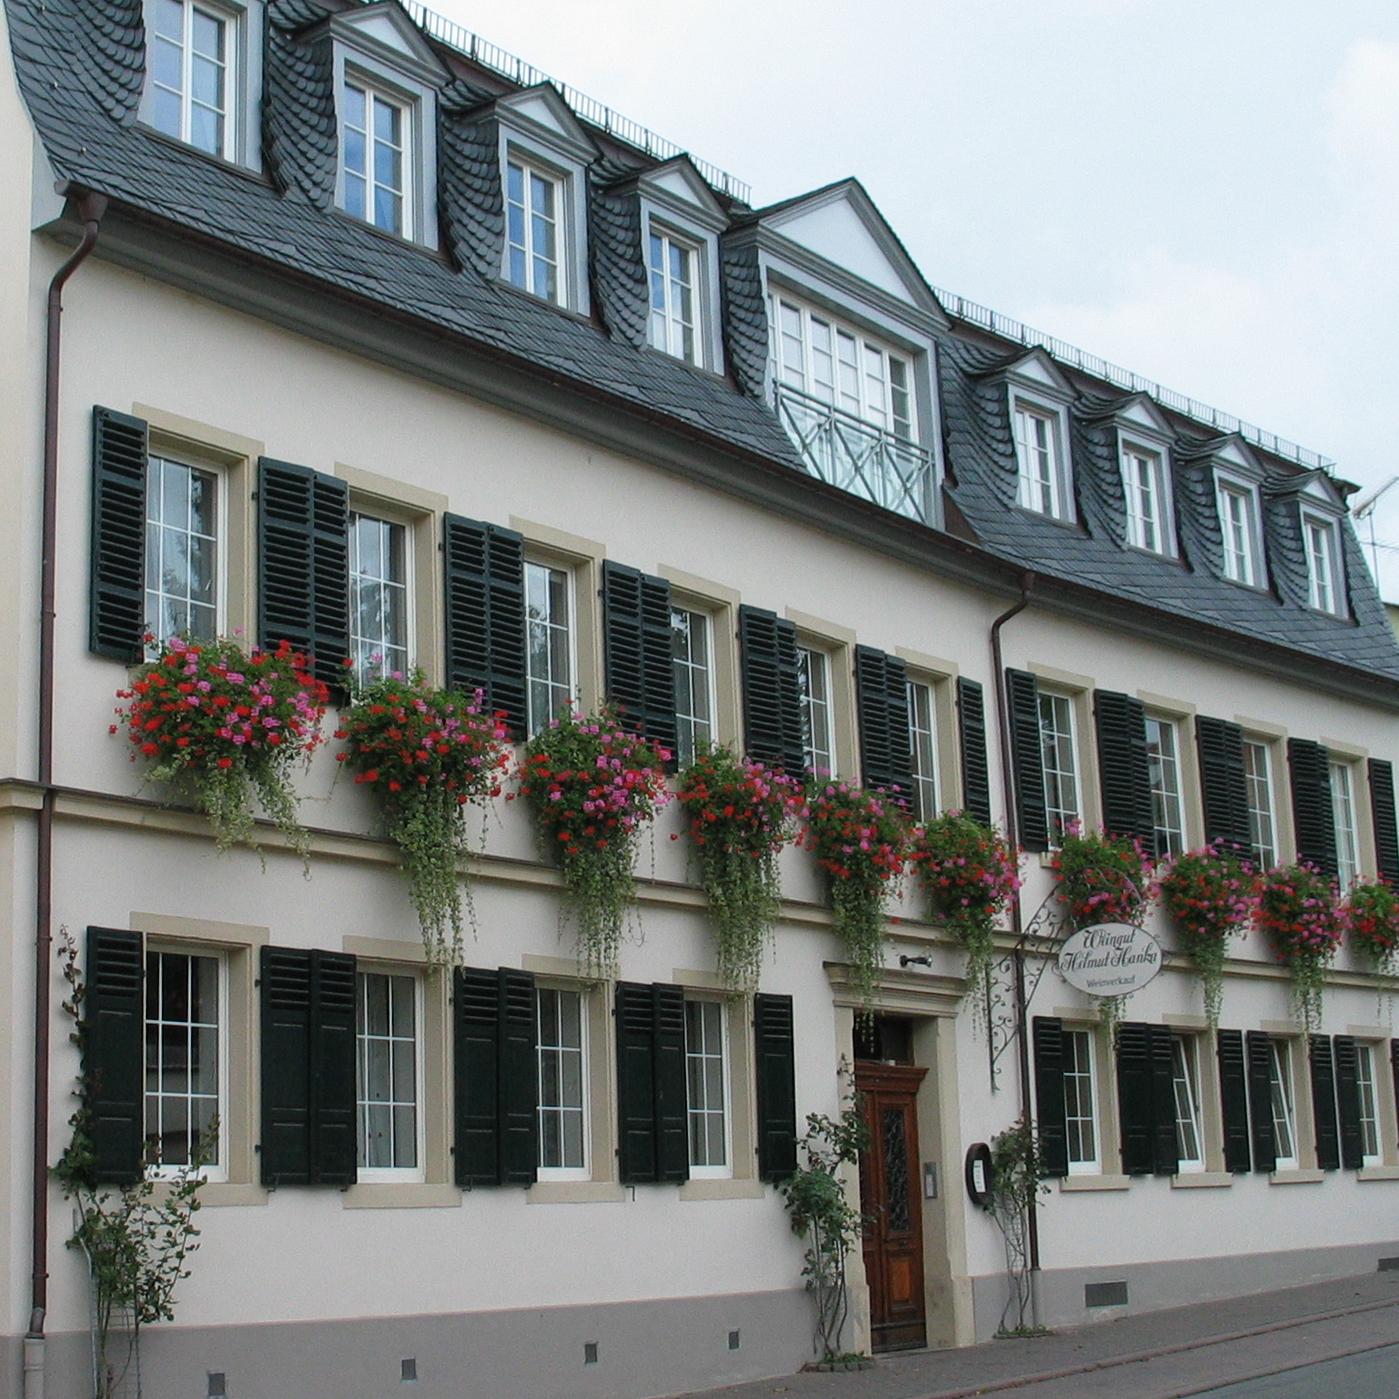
[425,0,1399,599]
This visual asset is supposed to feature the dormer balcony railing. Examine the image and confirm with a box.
[772,382,935,525]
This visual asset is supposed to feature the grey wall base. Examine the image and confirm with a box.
[970,1239,1399,1341]
[7,1288,812,1399]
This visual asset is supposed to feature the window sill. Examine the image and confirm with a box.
[1358,1165,1399,1182]
[1170,1171,1233,1189]
[1269,1169,1325,1185]
[527,1180,626,1205]
[1059,1174,1130,1192]
[154,1181,267,1208]
[678,1178,766,1202]
[341,1183,461,1209]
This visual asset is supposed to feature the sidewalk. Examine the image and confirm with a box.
[664,1269,1399,1399]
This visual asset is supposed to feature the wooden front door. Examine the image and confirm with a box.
[856,1062,928,1351]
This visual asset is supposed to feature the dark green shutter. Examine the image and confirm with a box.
[1148,1026,1179,1175]
[1116,1022,1154,1176]
[311,952,358,1187]
[1216,1029,1251,1173]
[955,677,992,826]
[738,606,805,775]
[754,993,797,1181]
[498,970,539,1186]
[453,967,502,1187]
[1308,1035,1339,1171]
[89,408,149,662]
[1195,716,1252,856]
[1332,1036,1364,1171]
[442,514,528,737]
[1391,1041,1399,1154]
[260,946,314,1186]
[1368,760,1399,884]
[1031,1017,1068,1178]
[257,459,350,687]
[653,986,690,1183]
[616,982,657,1184]
[1288,738,1337,875]
[1094,690,1154,850]
[602,561,678,765]
[84,927,145,1185]
[855,646,913,803]
[1006,669,1049,852]
[1245,1031,1276,1173]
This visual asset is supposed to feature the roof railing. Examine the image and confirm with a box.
[404,1,751,203]
[931,285,1335,473]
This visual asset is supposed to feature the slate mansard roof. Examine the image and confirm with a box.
[6,0,1399,690]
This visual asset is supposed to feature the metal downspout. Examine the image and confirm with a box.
[27,191,107,1399]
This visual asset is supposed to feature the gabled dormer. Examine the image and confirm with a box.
[1105,394,1179,558]
[994,349,1077,523]
[1176,434,1269,590]
[1266,469,1351,618]
[737,179,949,526]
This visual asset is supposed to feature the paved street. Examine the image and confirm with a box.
[666,1271,1399,1399]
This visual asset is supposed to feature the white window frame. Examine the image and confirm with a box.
[1171,1034,1206,1173]
[1063,1028,1100,1175]
[797,644,835,776]
[354,969,426,1183]
[349,511,413,685]
[906,678,939,822]
[1215,476,1264,588]
[684,996,732,1180]
[671,605,717,768]
[1121,440,1176,556]
[144,453,227,657]
[1302,510,1345,617]
[647,224,704,365]
[1243,738,1278,870]
[1329,759,1361,889]
[524,558,577,738]
[1355,1042,1382,1168]
[535,984,590,1182]
[145,945,229,1182]
[1268,1039,1299,1171]
[148,0,238,159]
[1145,715,1186,858]
[1038,688,1081,844]
[1013,400,1072,521]
[339,75,413,239]
[504,154,567,306]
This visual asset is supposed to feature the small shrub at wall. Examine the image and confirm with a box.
[1051,826,1153,929]
[1157,845,1258,1028]
[337,671,511,966]
[1257,863,1342,1030]
[515,708,671,981]
[1343,879,1399,978]
[675,746,805,994]
[911,814,1020,1026]
[112,635,329,858]
[803,781,911,1008]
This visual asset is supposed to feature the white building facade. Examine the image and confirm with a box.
[2,3,1398,1398]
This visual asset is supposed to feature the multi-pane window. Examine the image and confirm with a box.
[355,971,420,1175]
[1014,404,1065,519]
[1330,760,1360,889]
[505,159,562,304]
[769,296,913,439]
[1356,1044,1381,1166]
[1217,483,1259,586]
[907,680,939,821]
[1268,1040,1298,1169]
[150,0,233,158]
[349,513,409,685]
[1171,1035,1204,1171]
[341,80,409,237]
[536,988,587,1177]
[1122,444,1170,554]
[685,999,729,1176]
[145,456,218,652]
[797,646,834,775]
[1063,1029,1099,1173]
[648,229,700,364]
[1243,739,1277,870]
[1145,716,1185,858]
[1304,515,1342,615]
[1038,690,1080,842]
[144,949,223,1175]
[671,607,713,768]
[525,561,573,737]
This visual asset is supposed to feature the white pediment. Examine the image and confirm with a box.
[1209,435,1263,473]
[760,180,939,314]
[640,158,726,223]
[1114,393,1174,440]
[335,3,446,78]
[496,84,595,157]
[1004,348,1075,399]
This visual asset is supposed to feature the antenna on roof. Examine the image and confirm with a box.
[1352,476,1398,590]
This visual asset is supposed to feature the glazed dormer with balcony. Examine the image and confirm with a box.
[733,180,948,527]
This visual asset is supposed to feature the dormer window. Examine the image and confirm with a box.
[505,157,564,303]
[1121,441,1172,555]
[1216,478,1262,586]
[1303,511,1344,615]
[648,227,700,363]
[341,78,410,237]
[151,1,233,157]
[1013,401,1068,518]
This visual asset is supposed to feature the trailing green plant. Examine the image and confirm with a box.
[337,670,511,966]
[1344,878,1399,978]
[54,928,213,1399]
[674,745,805,993]
[912,814,1019,1030]
[780,1084,871,1363]
[1257,863,1342,1030]
[803,781,912,1008]
[986,1118,1051,1336]
[514,708,671,981]
[1157,844,1258,1028]
[112,634,330,859]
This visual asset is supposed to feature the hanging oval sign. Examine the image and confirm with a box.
[1057,923,1163,997]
